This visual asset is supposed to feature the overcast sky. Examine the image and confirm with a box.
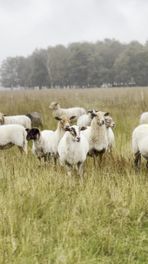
[0,0,148,63]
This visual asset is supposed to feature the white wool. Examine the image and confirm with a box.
[31,117,71,160]
[139,112,148,124]
[78,112,115,151]
[77,113,92,128]
[4,115,31,129]
[50,102,86,119]
[32,130,54,158]
[58,129,89,165]
[33,127,65,157]
[0,124,27,153]
[81,112,108,154]
[132,124,148,159]
[54,107,86,119]
[106,127,115,151]
[58,125,89,176]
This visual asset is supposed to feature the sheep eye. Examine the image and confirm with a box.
[71,128,76,136]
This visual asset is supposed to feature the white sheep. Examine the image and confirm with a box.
[58,125,89,178]
[77,110,96,128]
[105,115,115,151]
[81,111,109,165]
[77,111,115,150]
[0,113,31,129]
[78,110,115,152]
[49,102,86,119]
[0,124,27,153]
[132,124,148,169]
[139,112,148,124]
[26,115,75,163]
[27,128,54,161]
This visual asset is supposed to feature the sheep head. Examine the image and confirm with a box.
[55,115,76,130]
[49,102,60,110]
[26,128,40,140]
[88,109,97,119]
[65,125,87,142]
[104,115,115,128]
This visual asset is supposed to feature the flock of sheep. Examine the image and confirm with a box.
[0,102,148,177]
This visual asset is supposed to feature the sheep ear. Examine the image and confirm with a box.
[87,110,93,113]
[104,112,110,116]
[70,116,76,120]
[91,112,97,118]
[26,128,30,133]
[55,116,62,121]
[80,126,87,131]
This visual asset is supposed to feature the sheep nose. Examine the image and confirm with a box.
[76,137,80,142]
[64,125,70,131]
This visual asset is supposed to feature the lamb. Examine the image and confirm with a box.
[139,112,148,124]
[26,128,54,161]
[0,124,27,153]
[77,110,96,128]
[49,102,86,119]
[26,115,75,163]
[26,112,43,128]
[77,110,115,151]
[81,111,109,165]
[132,124,148,169]
[105,115,115,151]
[0,112,31,129]
[58,125,89,178]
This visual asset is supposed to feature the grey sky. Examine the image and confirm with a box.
[0,0,148,63]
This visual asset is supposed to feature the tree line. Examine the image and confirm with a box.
[1,39,148,88]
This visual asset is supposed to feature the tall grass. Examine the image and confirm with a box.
[0,88,148,263]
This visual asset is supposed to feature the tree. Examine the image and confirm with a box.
[47,45,69,87]
[27,49,50,89]
[0,57,22,87]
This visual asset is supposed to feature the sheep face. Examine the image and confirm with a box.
[55,115,76,130]
[49,102,60,110]
[66,125,86,142]
[0,113,4,125]
[26,128,40,140]
[93,111,106,126]
[105,116,115,128]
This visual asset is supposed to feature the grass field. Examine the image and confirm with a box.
[0,88,148,264]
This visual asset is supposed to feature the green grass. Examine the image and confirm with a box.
[0,88,148,263]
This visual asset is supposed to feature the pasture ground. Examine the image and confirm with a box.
[0,88,148,264]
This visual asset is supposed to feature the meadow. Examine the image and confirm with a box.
[0,88,148,264]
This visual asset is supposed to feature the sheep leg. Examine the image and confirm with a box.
[99,152,104,165]
[53,156,57,166]
[43,155,50,167]
[37,156,44,167]
[65,161,72,177]
[77,162,84,180]
[134,151,141,169]
[98,149,106,167]
[22,140,28,154]
[18,146,27,154]
[93,156,97,167]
